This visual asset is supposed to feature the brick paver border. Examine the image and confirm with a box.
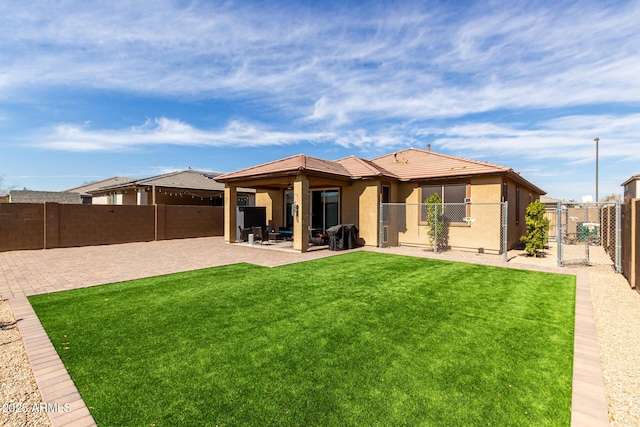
[11,297,96,427]
[3,238,610,426]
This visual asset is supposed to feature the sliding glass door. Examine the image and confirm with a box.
[283,188,340,232]
[311,189,339,232]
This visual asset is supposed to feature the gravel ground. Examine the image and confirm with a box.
[0,300,50,427]
[589,266,640,427]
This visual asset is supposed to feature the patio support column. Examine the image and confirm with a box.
[224,185,237,244]
[293,174,310,253]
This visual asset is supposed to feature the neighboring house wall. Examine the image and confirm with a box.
[10,190,81,204]
[154,191,219,206]
[624,179,638,200]
[92,195,110,205]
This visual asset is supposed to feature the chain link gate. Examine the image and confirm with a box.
[556,201,621,272]
[380,202,508,261]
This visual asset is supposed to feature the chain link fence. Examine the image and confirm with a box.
[380,202,508,260]
[556,202,621,271]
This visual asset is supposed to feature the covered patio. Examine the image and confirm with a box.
[215,155,359,253]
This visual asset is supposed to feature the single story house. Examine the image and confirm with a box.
[85,170,255,206]
[215,148,545,253]
[64,177,135,204]
[9,190,82,204]
[622,174,640,201]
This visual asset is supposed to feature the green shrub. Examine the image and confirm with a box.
[424,192,443,248]
[520,200,550,257]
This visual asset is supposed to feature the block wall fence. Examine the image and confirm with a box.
[0,203,224,252]
[621,199,640,292]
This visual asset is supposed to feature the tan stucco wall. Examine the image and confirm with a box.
[392,178,507,254]
[92,195,109,205]
[342,181,380,247]
[255,190,284,230]
[503,178,542,250]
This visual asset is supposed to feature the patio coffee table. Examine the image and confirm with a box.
[268,232,282,243]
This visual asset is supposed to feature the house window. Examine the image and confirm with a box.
[420,184,467,222]
[237,197,248,207]
[381,185,391,222]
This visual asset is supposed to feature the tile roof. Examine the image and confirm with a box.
[215,148,544,194]
[369,148,510,180]
[334,156,398,179]
[215,154,352,181]
[64,177,135,195]
[89,170,254,194]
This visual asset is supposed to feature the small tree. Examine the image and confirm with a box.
[424,193,443,249]
[520,200,550,257]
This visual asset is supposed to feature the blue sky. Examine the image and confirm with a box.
[1,0,639,201]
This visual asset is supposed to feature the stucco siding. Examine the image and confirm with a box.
[391,179,505,253]
[256,190,284,230]
[342,181,380,247]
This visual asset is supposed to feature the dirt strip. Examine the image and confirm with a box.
[1,299,50,427]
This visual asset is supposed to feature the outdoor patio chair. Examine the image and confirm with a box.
[251,226,265,244]
[238,226,251,242]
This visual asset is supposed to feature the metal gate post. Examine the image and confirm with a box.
[616,201,622,273]
[503,202,508,262]
[434,204,439,254]
[379,203,384,248]
[557,202,563,267]
[584,204,590,265]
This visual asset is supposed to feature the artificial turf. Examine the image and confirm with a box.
[29,251,576,426]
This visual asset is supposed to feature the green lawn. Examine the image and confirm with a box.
[29,251,575,426]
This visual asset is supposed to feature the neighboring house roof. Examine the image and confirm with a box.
[540,195,565,205]
[621,174,640,186]
[215,148,545,194]
[64,177,135,196]
[10,190,81,204]
[88,169,255,194]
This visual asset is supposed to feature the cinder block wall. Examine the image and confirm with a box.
[636,200,640,293]
[0,203,44,251]
[0,203,224,252]
[163,205,223,240]
[55,204,156,248]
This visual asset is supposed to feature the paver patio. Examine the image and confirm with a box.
[0,237,608,426]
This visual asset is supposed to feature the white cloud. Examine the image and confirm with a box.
[31,118,336,151]
[422,113,640,163]
[1,1,639,125]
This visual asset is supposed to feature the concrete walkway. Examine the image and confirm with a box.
[1,237,608,426]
